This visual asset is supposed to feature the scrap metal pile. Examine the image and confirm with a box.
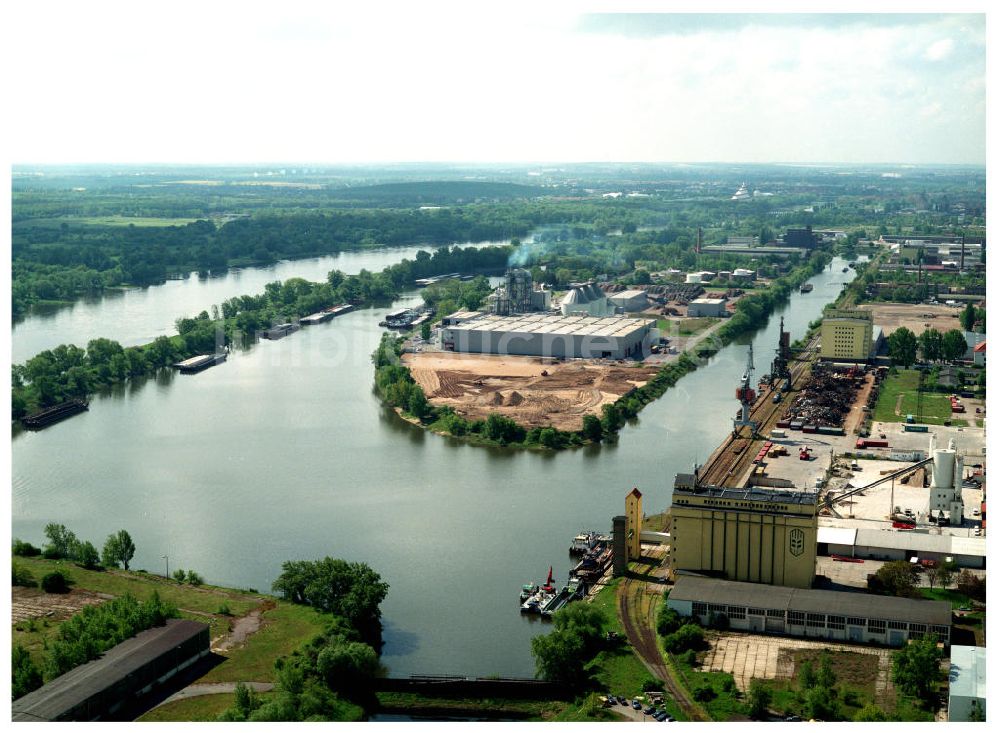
[783,363,866,428]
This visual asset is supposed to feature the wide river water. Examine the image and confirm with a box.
[11,249,855,677]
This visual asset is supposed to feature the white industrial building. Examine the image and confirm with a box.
[608,289,648,312]
[948,646,986,721]
[439,312,653,359]
[685,271,716,284]
[687,298,727,318]
[560,283,610,316]
[928,436,966,524]
[816,526,986,568]
[667,575,951,647]
[732,268,756,281]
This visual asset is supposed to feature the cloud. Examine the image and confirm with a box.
[924,38,955,61]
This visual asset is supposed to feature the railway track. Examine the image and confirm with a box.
[617,574,706,721]
[698,338,819,487]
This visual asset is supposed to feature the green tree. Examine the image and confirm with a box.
[316,638,380,691]
[887,328,918,368]
[873,560,918,597]
[918,328,942,362]
[12,644,43,700]
[43,523,77,559]
[816,653,836,689]
[74,540,101,569]
[531,604,606,686]
[941,329,968,362]
[747,679,772,719]
[960,303,976,332]
[581,414,603,442]
[420,322,432,341]
[662,624,706,654]
[805,685,840,720]
[101,529,136,570]
[538,427,559,448]
[272,558,389,644]
[798,660,817,689]
[936,559,957,589]
[407,388,430,421]
[853,703,887,721]
[892,635,941,702]
[232,681,262,720]
[656,606,683,637]
[956,570,986,601]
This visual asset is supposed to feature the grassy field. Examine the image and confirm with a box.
[872,369,954,425]
[373,691,601,721]
[669,652,746,721]
[196,602,330,683]
[137,693,242,722]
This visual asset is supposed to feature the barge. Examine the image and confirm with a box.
[260,323,300,340]
[173,353,228,373]
[299,303,355,326]
[799,283,814,293]
[21,399,89,430]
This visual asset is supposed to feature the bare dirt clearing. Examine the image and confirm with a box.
[12,586,109,624]
[403,352,659,431]
[857,302,964,335]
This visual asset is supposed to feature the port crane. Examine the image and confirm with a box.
[733,344,760,437]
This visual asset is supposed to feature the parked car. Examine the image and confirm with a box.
[632,698,643,710]
[644,706,656,716]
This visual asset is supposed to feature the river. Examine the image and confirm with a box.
[11,240,507,364]
[10,253,855,678]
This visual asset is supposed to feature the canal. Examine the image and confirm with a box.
[11,253,855,678]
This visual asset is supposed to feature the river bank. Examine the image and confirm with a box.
[372,250,832,451]
[12,257,857,679]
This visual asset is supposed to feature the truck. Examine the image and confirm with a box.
[856,438,889,449]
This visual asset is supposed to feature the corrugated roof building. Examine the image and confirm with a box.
[13,619,210,722]
[668,575,951,647]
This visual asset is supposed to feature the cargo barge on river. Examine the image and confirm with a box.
[299,303,354,326]
[21,399,89,430]
[173,353,228,373]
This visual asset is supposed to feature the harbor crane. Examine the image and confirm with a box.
[733,344,760,437]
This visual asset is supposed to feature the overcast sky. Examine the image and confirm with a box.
[4,3,988,165]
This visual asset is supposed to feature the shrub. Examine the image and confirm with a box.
[12,539,41,557]
[75,541,101,570]
[42,546,63,560]
[186,570,204,586]
[680,649,698,668]
[218,604,232,616]
[693,684,716,702]
[41,570,70,594]
[12,564,37,588]
[663,624,705,654]
[656,606,683,637]
[642,677,665,693]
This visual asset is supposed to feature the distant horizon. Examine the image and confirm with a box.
[11,160,988,170]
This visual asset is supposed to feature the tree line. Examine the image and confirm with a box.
[11,245,511,420]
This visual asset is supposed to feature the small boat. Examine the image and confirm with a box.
[799,283,813,293]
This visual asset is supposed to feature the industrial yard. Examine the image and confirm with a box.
[402,352,659,431]
[857,302,964,335]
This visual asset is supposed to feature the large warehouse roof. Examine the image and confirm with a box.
[949,646,987,700]
[13,619,209,722]
[443,312,652,338]
[674,485,819,507]
[852,528,986,557]
[671,575,951,625]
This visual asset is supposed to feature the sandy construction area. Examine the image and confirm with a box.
[402,352,659,431]
[858,302,964,335]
